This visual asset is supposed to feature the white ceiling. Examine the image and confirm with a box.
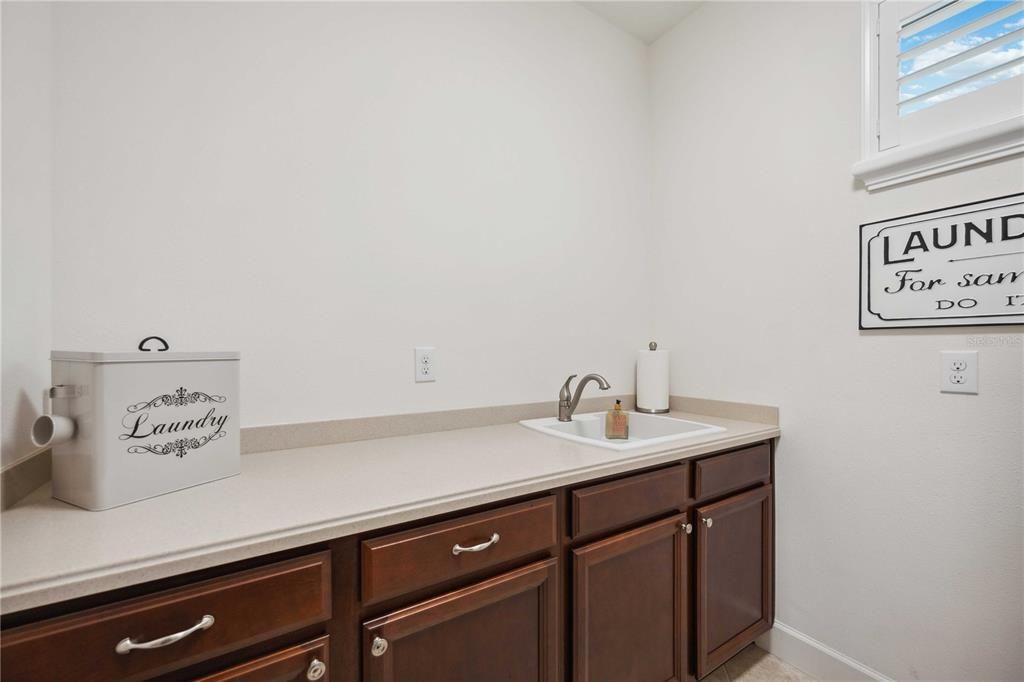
[580,2,702,44]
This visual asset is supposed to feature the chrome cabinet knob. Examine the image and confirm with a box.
[703,517,713,528]
[371,635,389,657]
[306,658,326,680]
[681,522,693,535]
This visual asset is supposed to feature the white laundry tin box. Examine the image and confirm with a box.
[46,350,240,510]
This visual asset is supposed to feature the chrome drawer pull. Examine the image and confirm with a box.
[452,532,500,556]
[114,614,215,654]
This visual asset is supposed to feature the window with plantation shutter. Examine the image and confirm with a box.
[853,0,1024,190]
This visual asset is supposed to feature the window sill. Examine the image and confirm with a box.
[852,116,1024,191]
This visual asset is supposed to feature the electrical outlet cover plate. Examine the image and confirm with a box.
[940,350,977,394]
[415,346,435,383]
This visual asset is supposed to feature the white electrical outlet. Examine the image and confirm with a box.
[415,347,436,383]
[940,350,977,394]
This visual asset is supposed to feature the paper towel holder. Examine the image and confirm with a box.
[636,340,670,414]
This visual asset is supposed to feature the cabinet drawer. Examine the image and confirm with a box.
[362,496,557,604]
[196,635,329,681]
[693,443,770,501]
[0,552,331,682]
[571,465,687,538]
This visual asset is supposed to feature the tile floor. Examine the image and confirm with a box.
[705,644,816,682]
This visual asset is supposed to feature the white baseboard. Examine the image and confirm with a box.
[757,621,893,682]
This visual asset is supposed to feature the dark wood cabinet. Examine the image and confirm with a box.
[572,514,688,682]
[362,559,558,682]
[695,485,774,679]
[1,438,776,682]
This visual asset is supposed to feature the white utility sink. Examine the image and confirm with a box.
[520,411,725,451]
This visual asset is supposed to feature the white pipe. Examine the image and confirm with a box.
[31,414,75,448]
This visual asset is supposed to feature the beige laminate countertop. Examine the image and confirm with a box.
[0,410,778,614]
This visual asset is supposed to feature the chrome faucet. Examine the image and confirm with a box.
[558,373,611,422]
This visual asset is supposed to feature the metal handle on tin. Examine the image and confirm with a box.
[114,614,214,654]
[452,532,500,556]
[48,385,78,399]
[306,657,327,680]
[138,335,170,352]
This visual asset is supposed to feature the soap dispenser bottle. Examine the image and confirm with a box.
[605,400,629,440]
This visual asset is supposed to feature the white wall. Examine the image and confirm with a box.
[2,3,54,469]
[0,1,652,468]
[651,3,1023,680]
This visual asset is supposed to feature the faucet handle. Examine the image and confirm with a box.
[559,375,577,401]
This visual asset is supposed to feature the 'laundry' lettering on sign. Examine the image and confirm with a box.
[120,407,229,440]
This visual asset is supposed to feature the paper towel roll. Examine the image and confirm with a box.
[636,346,670,413]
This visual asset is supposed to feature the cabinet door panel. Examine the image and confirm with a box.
[696,485,773,678]
[573,514,687,682]
[362,559,557,682]
[195,636,329,681]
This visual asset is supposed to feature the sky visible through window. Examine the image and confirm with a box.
[898,0,1023,115]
